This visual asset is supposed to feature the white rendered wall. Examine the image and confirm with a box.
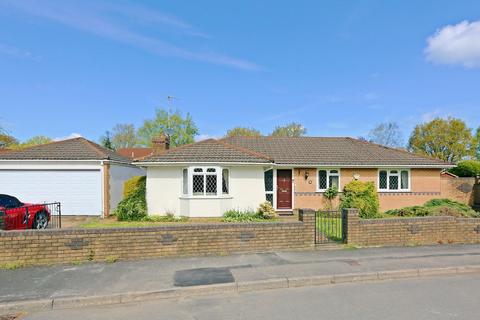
[146,165,266,217]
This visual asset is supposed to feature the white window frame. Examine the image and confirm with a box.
[264,168,274,205]
[377,169,410,192]
[317,168,341,192]
[183,166,226,198]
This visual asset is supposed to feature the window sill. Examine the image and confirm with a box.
[378,190,411,193]
[180,195,233,200]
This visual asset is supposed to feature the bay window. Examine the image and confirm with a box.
[183,167,229,197]
[317,169,340,191]
[378,169,410,191]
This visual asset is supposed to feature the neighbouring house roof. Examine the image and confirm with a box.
[117,147,154,160]
[0,137,132,164]
[136,136,453,168]
[136,139,272,164]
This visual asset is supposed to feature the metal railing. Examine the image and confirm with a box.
[0,202,61,231]
[315,210,343,244]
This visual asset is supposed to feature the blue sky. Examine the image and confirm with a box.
[1,0,480,144]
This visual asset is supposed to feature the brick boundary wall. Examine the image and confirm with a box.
[343,209,480,247]
[0,210,316,266]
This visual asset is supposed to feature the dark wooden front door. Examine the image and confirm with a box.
[276,170,292,209]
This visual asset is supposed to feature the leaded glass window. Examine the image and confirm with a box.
[318,169,339,191]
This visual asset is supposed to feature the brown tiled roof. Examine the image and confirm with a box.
[222,136,452,167]
[136,139,272,163]
[137,136,452,167]
[117,148,154,160]
[0,137,132,164]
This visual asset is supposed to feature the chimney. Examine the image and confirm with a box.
[152,134,170,154]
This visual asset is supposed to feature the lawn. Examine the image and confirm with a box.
[79,216,223,229]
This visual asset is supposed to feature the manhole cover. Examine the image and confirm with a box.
[174,267,235,287]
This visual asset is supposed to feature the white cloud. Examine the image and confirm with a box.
[53,133,83,141]
[425,20,480,68]
[0,43,33,59]
[1,0,259,70]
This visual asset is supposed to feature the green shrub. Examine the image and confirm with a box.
[340,181,379,219]
[449,160,480,177]
[385,206,430,217]
[257,201,276,219]
[115,176,147,221]
[323,186,339,210]
[385,198,479,218]
[222,209,265,222]
[424,198,479,217]
[123,176,146,198]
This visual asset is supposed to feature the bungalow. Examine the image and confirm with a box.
[135,135,454,217]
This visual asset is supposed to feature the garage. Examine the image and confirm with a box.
[0,169,103,215]
[0,137,144,216]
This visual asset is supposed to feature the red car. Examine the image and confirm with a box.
[0,194,50,230]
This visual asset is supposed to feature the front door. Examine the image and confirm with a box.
[276,170,292,209]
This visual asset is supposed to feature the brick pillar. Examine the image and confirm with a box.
[298,208,316,247]
[342,208,359,244]
[103,162,111,218]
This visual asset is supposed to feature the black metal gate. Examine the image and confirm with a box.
[315,210,343,244]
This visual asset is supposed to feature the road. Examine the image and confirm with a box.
[21,274,480,320]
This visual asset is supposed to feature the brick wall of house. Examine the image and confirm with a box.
[294,168,454,212]
[0,211,316,266]
[343,209,480,246]
[440,175,475,205]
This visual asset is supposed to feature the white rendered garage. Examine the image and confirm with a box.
[0,138,144,216]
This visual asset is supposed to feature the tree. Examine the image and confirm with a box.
[137,109,198,147]
[100,131,114,150]
[270,122,306,137]
[475,127,480,160]
[111,123,138,149]
[21,136,52,147]
[0,134,18,148]
[408,117,475,163]
[367,122,403,148]
[225,127,261,137]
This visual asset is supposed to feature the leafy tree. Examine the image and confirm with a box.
[408,117,475,163]
[21,135,52,147]
[367,122,403,148]
[449,160,480,177]
[225,127,261,137]
[100,131,114,150]
[111,123,138,149]
[0,134,18,148]
[475,127,480,160]
[270,122,306,137]
[137,109,198,147]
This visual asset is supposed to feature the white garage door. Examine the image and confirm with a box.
[0,170,102,215]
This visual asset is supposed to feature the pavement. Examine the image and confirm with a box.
[20,274,480,320]
[1,244,480,313]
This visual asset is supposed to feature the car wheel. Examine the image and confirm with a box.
[33,212,49,229]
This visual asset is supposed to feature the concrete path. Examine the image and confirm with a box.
[1,244,480,311]
[22,274,480,320]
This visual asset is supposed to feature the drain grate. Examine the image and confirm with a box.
[174,267,235,287]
